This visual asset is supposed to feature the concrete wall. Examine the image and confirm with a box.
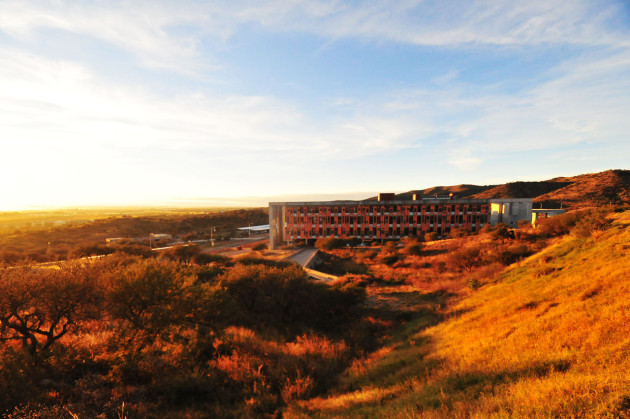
[269,203,285,249]
[489,199,533,227]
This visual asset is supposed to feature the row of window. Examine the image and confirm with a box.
[286,204,490,216]
[287,222,485,239]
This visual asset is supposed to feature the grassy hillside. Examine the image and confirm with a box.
[391,169,630,209]
[287,209,630,418]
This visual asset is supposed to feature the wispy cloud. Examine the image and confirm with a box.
[0,0,627,77]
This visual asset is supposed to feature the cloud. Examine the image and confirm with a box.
[0,48,428,163]
[0,0,627,78]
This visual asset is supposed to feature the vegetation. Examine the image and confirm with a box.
[286,207,630,418]
[1,205,629,418]
[0,253,372,417]
[0,208,267,265]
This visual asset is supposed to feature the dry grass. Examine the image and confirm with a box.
[287,210,630,418]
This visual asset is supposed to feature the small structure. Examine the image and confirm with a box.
[149,233,172,247]
[489,200,533,228]
[236,224,270,238]
[150,233,172,241]
[532,208,567,226]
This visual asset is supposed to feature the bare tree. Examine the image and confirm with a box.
[0,264,99,355]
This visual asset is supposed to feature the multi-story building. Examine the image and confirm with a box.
[269,195,532,249]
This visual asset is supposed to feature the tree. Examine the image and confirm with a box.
[102,259,197,339]
[162,244,200,265]
[491,223,513,244]
[0,264,100,355]
[447,247,483,272]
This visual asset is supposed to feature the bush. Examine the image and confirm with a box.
[449,227,469,238]
[192,252,232,266]
[572,208,611,238]
[382,241,398,254]
[491,223,514,243]
[495,244,534,265]
[315,237,345,251]
[424,232,439,242]
[381,254,399,266]
[447,247,483,272]
[402,238,422,256]
[536,211,581,237]
[216,263,364,336]
[252,243,268,251]
[467,278,480,291]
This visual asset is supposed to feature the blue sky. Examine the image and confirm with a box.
[1,0,629,210]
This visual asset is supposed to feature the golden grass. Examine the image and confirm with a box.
[288,210,630,418]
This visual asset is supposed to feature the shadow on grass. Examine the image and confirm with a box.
[414,358,573,411]
[315,252,368,276]
[422,248,449,257]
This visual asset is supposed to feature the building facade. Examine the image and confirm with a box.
[269,197,532,249]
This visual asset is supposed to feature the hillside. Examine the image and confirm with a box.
[393,169,630,209]
[287,209,630,418]
[395,184,496,200]
[0,208,268,263]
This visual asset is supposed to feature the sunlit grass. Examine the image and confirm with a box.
[288,210,630,418]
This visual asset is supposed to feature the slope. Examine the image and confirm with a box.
[287,209,630,418]
[384,169,630,209]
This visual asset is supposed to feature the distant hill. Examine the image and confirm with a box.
[388,169,630,209]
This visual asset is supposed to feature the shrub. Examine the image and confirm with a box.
[216,263,365,337]
[192,252,231,266]
[448,247,483,272]
[467,278,480,291]
[403,242,422,256]
[536,211,581,237]
[495,244,534,265]
[449,227,469,238]
[424,232,439,242]
[315,237,345,251]
[572,208,611,238]
[102,259,197,339]
[252,243,268,251]
[381,254,399,266]
[382,241,398,254]
[491,223,514,243]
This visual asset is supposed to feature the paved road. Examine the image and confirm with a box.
[287,248,319,267]
[285,248,339,283]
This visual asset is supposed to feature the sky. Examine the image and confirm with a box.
[1,0,629,210]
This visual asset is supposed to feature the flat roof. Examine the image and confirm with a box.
[237,224,270,231]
